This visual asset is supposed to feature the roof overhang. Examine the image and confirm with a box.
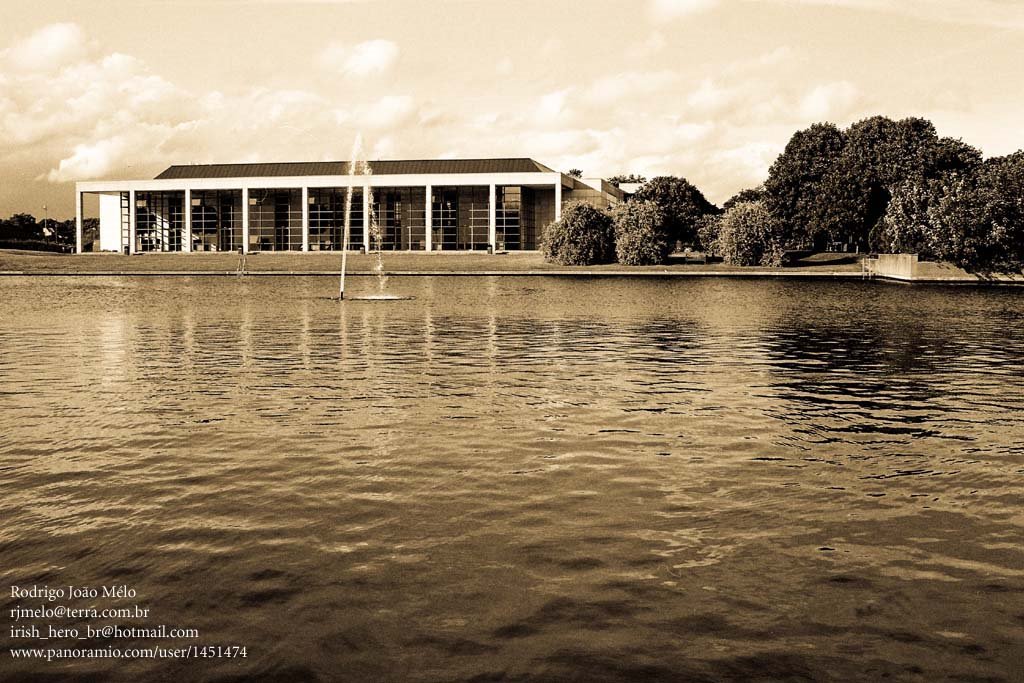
[77,171,570,194]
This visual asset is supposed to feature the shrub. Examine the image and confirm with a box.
[541,201,616,265]
[716,201,786,267]
[611,200,669,265]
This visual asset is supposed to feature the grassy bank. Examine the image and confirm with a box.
[0,250,866,276]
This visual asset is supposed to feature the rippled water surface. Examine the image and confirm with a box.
[2,276,1023,682]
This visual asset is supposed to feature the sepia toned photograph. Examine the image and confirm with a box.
[2,1,1023,681]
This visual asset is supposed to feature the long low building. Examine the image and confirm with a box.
[73,158,625,254]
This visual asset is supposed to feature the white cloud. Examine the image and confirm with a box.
[798,81,861,120]
[766,0,1024,29]
[360,95,415,129]
[536,88,574,124]
[1,23,90,72]
[46,138,129,181]
[626,31,668,60]
[496,57,513,75]
[648,0,719,20]
[687,78,735,111]
[585,70,678,105]
[317,39,399,77]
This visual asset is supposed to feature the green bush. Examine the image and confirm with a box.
[717,201,785,267]
[541,201,616,265]
[611,200,669,265]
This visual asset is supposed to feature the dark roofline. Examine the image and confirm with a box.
[155,158,558,180]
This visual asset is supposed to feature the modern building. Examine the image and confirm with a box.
[73,159,625,254]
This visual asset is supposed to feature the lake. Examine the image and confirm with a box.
[1,276,1022,682]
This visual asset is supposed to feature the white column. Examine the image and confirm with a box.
[554,179,562,222]
[241,188,250,254]
[424,184,432,252]
[301,187,310,252]
[182,188,192,253]
[362,186,371,252]
[75,190,83,254]
[128,189,137,255]
[488,183,497,252]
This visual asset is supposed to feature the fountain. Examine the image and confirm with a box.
[337,135,413,301]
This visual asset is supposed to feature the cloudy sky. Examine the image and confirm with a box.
[1,0,1022,217]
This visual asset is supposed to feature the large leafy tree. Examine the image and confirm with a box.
[812,116,952,249]
[764,122,847,249]
[880,150,1024,272]
[928,151,1024,272]
[631,176,718,246]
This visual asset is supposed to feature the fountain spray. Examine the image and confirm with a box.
[338,135,362,300]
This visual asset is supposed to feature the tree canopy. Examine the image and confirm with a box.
[607,173,647,187]
[631,176,719,247]
[764,122,847,249]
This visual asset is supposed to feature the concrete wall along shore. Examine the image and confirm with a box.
[867,253,1024,283]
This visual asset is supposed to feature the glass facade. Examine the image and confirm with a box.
[495,186,518,251]
[191,190,242,252]
[135,191,184,252]
[373,187,426,250]
[431,187,490,251]
[248,189,302,252]
[92,178,581,254]
[521,187,538,250]
[309,188,364,250]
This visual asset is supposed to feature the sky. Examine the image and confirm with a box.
[1,0,1022,218]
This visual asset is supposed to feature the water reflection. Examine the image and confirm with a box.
[1,276,1022,682]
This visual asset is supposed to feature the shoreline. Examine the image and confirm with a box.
[1,250,1021,284]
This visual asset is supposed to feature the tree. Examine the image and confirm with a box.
[929,137,983,176]
[541,201,616,265]
[879,150,1024,272]
[695,214,722,256]
[631,176,718,247]
[723,186,767,211]
[0,213,42,241]
[611,200,670,265]
[878,178,940,256]
[716,201,786,267]
[813,116,943,249]
[764,122,847,250]
[607,173,647,188]
[567,168,583,179]
[926,151,1024,272]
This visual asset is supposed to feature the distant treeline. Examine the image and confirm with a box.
[0,213,96,252]
[578,115,1023,272]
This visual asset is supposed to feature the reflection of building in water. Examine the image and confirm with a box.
[74,159,625,255]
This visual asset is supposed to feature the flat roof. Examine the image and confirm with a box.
[155,158,556,180]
